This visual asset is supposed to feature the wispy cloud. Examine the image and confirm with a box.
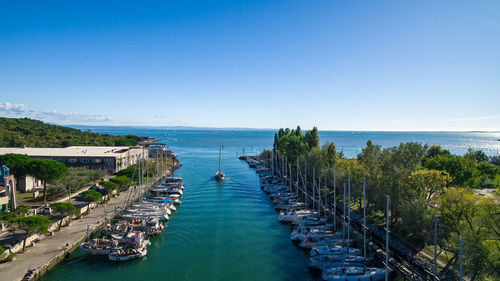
[41,109,114,122]
[0,102,28,114]
[429,115,500,122]
[0,101,113,123]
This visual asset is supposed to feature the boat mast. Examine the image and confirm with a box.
[386,195,390,281]
[342,182,346,247]
[218,140,222,173]
[363,179,367,267]
[317,170,321,214]
[288,162,292,189]
[333,166,336,232]
[296,157,299,197]
[347,174,351,254]
[324,168,327,217]
[312,167,315,211]
[138,152,142,206]
[271,146,274,177]
[304,159,308,207]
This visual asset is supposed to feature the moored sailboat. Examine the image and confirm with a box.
[214,141,225,181]
[108,231,150,262]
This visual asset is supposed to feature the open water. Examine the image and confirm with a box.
[43,129,500,281]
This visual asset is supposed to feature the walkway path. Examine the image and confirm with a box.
[0,182,142,281]
[0,177,110,247]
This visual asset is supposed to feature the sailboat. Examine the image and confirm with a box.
[214,141,225,181]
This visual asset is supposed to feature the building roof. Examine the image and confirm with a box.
[0,146,143,158]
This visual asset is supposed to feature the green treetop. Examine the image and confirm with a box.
[99,180,120,194]
[0,153,31,178]
[50,202,80,230]
[28,159,68,203]
[109,176,131,190]
[9,215,50,252]
[78,189,103,213]
[304,127,320,149]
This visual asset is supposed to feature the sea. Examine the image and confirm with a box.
[43,129,500,281]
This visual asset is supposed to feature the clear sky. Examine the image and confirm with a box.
[0,1,499,131]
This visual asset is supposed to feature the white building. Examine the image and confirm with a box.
[17,175,43,193]
[0,146,147,174]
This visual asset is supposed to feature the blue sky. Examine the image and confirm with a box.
[0,0,499,130]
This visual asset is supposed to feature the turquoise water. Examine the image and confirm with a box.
[43,130,500,281]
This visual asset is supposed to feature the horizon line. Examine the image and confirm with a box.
[66,124,500,133]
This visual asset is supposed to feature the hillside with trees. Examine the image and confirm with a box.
[0,117,139,147]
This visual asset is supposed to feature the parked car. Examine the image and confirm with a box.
[38,205,52,215]
[89,185,108,196]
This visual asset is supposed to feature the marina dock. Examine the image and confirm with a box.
[0,163,179,281]
[241,154,443,281]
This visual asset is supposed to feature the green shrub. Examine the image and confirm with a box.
[110,176,131,189]
[99,181,119,193]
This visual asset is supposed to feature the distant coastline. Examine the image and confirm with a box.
[67,124,500,133]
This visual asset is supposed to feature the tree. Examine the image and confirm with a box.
[405,169,451,209]
[424,155,480,188]
[477,161,499,186]
[379,142,427,222]
[99,180,120,194]
[322,142,338,167]
[117,167,136,179]
[78,189,102,213]
[425,145,451,159]
[88,169,105,182]
[357,140,383,205]
[398,169,450,238]
[0,206,31,226]
[490,155,500,166]
[0,117,139,148]
[334,158,367,208]
[0,153,31,178]
[50,202,80,230]
[109,176,131,190]
[64,176,82,202]
[278,128,285,139]
[305,146,326,181]
[9,215,50,252]
[295,126,302,137]
[28,159,68,203]
[304,127,320,149]
[273,133,279,150]
[56,167,106,202]
[437,188,500,280]
[278,134,307,163]
[464,148,489,163]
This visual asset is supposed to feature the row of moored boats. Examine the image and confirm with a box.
[246,157,388,281]
[79,176,184,262]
